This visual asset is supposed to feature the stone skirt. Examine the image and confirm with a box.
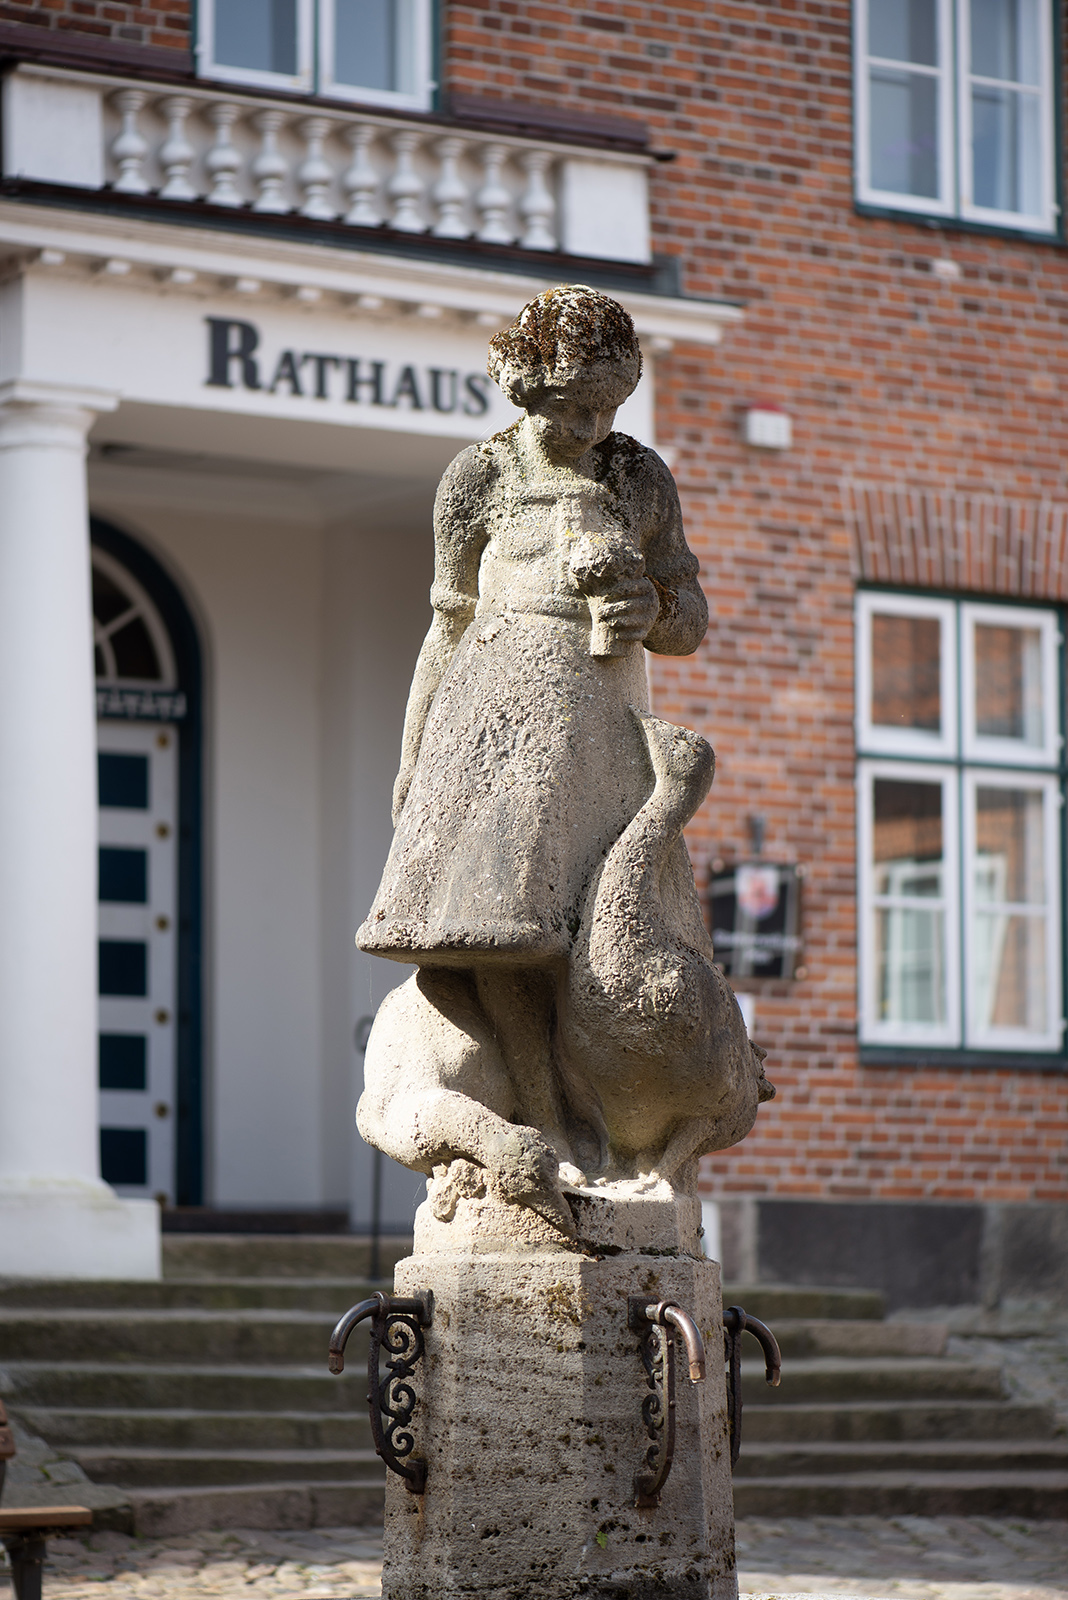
[357,609,653,964]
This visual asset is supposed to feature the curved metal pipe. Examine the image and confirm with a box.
[328,1293,385,1374]
[644,1301,706,1383]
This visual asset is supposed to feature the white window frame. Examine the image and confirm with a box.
[853,0,1058,235]
[856,591,958,759]
[319,0,434,111]
[961,767,1063,1051]
[854,0,956,219]
[961,601,1061,767]
[958,0,1057,233]
[197,0,315,92]
[197,0,433,109]
[858,760,962,1047]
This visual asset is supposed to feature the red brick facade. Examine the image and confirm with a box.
[445,1,1068,1209]
[5,0,1067,1217]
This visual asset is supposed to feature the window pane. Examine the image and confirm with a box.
[98,753,149,810]
[974,622,1043,743]
[873,778,946,1026]
[972,85,1042,213]
[869,0,938,65]
[109,617,162,682]
[972,913,1047,1030]
[99,847,148,904]
[870,67,940,197]
[871,612,941,731]
[99,1033,147,1091]
[100,1127,147,1187]
[971,786,1048,1037]
[334,0,396,90]
[99,940,148,997]
[975,787,1044,906]
[971,0,1040,86]
[93,567,132,628]
[215,0,297,74]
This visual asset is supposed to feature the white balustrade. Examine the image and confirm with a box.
[204,102,242,207]
[252,109,288,214]
[111,88,149,194]
[158,96,195,200]
[79,72,654,256]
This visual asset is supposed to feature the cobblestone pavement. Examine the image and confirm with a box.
[4,1517,1064,1600]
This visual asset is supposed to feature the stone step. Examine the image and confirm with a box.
[0,1279,375,1312]
[1,1364,360,1412]
[67,1445,384,1489]
[14,1407,373,1452]
[738,1356,1005,1404]
[161,1235,410,1281]
[0,1309,353,1365]
[732,1438,1068,1477]
[125,1479,385,1538]
[720,1285,885,1322]
[765,1319,947,1359]
[739,1398,1056,1443]
[731,1470,1068,1518]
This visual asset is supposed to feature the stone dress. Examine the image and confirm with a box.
[356,424,707,967]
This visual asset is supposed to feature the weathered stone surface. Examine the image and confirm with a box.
[384,1198,736,1600]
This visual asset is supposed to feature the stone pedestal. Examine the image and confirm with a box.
[383,1191,737,1600]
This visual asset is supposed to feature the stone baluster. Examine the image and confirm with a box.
[432,136,469,238]
[388,130,424,232]
[205,103,243,207]
[474,142,514,244]
[157,96,196,200]
[298,117,336,219]
[343,125,380,225]
[111,90,149,195]
[519,149,556,250]
[252,110,289,214]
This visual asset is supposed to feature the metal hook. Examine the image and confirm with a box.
[329,1291,433,1494]
[722,1304,781,1468]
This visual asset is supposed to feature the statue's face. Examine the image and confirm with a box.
[527,381,618,463]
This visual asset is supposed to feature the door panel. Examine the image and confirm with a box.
[97,722,178,1201]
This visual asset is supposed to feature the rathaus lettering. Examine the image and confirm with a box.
[205,317,491,415]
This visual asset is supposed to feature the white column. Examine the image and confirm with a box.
[0,384,160,1278]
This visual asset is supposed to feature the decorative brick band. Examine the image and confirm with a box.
[843,480,1068,601]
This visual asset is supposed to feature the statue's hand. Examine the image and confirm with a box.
[592,576,660,645]
[492,1126,576,1234]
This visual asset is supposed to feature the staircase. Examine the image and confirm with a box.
[729,1286,1068,1518]
[1,1241,1065,1534]
[0,1235,404,1536]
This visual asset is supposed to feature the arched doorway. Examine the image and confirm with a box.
[91,520,203,1206]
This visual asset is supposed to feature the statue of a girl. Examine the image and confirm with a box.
[357,286,772,1239]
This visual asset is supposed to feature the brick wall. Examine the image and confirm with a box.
[0,0,188,53]
[445,0,1068,1207]
[6,0,1067,1208]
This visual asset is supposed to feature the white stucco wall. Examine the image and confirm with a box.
[90,449,436,1213]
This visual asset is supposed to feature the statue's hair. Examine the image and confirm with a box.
[488,284,642,410]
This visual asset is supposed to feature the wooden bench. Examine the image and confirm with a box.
[1,1400,92,1600]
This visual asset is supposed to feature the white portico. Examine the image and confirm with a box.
[0,116,739,1275]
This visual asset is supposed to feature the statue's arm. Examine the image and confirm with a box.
[392,449,490,824]
[641,455,709,657]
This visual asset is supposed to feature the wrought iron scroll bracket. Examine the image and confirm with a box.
[628,1298,706,1509]
[329,1290,433,1495]
[722,1304,781,1469]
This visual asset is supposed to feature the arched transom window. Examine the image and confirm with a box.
[93,547,177,688]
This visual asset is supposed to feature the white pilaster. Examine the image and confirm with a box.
[0,382,161,1278]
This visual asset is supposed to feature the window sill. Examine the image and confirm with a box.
[859,1046,1068,1073]
[853,200,1063,249]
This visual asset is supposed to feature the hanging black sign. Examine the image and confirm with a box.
[708,860,802,980]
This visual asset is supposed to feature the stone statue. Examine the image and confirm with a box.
[355,284,773,1242]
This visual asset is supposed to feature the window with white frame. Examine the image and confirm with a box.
[854,0,1057,235]
[856,592,1065,1054]
[197,0,433,108]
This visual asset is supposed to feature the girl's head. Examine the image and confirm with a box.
[488,285,643,414]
